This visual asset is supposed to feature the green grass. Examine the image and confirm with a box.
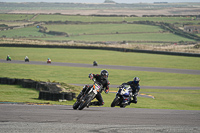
[0,14,34,21]
[1,47,200,70]
[33,14,196,23]
[0,84,74,105]
[0,84,199,110]
[0,47,200,110]
[45,24,164,34]
[61,33,194,42]
[0,63,200,87]
[0,14,198,43]
[0,26,53,38]
[103,90,200,110]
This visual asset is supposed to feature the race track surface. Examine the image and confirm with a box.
[0,104,199,133]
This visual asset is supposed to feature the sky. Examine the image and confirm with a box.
[0,0,200,3]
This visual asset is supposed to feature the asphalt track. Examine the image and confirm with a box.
[1,59,200,132]
[0,104,199,133]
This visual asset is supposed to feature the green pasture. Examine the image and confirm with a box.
[0,14,34,21]
[1,47,200,70]
[0,26,53,38]
[33,33,194,42]
[60,33,194,42]
[45,24,164,35]
[0,14,196,24]
[32,14,196,23]
[0,23,196,42]
[0,14,198,42]
[0,22,34,27]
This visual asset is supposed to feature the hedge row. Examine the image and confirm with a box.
[0,77,76,101]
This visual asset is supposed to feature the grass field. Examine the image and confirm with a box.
[45,24,164,34]
[0,84,199,110]
[0,25,194,42]
[0,26,53,38]
[0,13,200,110]
[0,47,200,110]
[0,63,200,87]
[1,47,200,70]
[32,15,196,23]
[0,14,198,43]
[0,14,34,21]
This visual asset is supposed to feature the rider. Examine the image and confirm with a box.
[7,55,10,59]
[25,56,29,60]
[76,70,110,107]
[122,77,140,104]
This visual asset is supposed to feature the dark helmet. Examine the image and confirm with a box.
[101,70,109,78]
[133,77,140,84]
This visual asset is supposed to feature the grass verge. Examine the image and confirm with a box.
[0,84,199,110]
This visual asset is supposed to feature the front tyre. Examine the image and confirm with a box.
[73,100,81,110]
[78,96,93,110]
[111,97,120,107]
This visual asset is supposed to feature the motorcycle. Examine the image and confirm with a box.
[93,61,98,66]
[25,58,29,62]
[111,84,132,108]
[47,59,51,64]
[6,57,11,61]
[73,79,103,110]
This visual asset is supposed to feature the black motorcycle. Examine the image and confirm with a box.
[73,79,102,110]
[25,58,29,62]
[93,61,98,66]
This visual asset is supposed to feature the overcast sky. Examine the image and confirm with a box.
[0,0,200,3]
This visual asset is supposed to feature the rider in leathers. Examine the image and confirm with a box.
[76,70,110,107]
[122,77,140,104]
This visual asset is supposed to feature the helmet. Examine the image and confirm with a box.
[101,70,109,78]
[133,77,140,84]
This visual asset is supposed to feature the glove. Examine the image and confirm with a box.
[88,73,93,80]
[133,92,138,96]
[105,89,109,94]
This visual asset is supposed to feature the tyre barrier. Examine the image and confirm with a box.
[38,91,75,101]
[0,77,76,101]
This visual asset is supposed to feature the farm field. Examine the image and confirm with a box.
[33,14,197,23]
[0,14,199,47]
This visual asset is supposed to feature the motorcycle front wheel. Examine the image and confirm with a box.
[78,95,94,110]
[73,100,81,110]
[111,97,120,107]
